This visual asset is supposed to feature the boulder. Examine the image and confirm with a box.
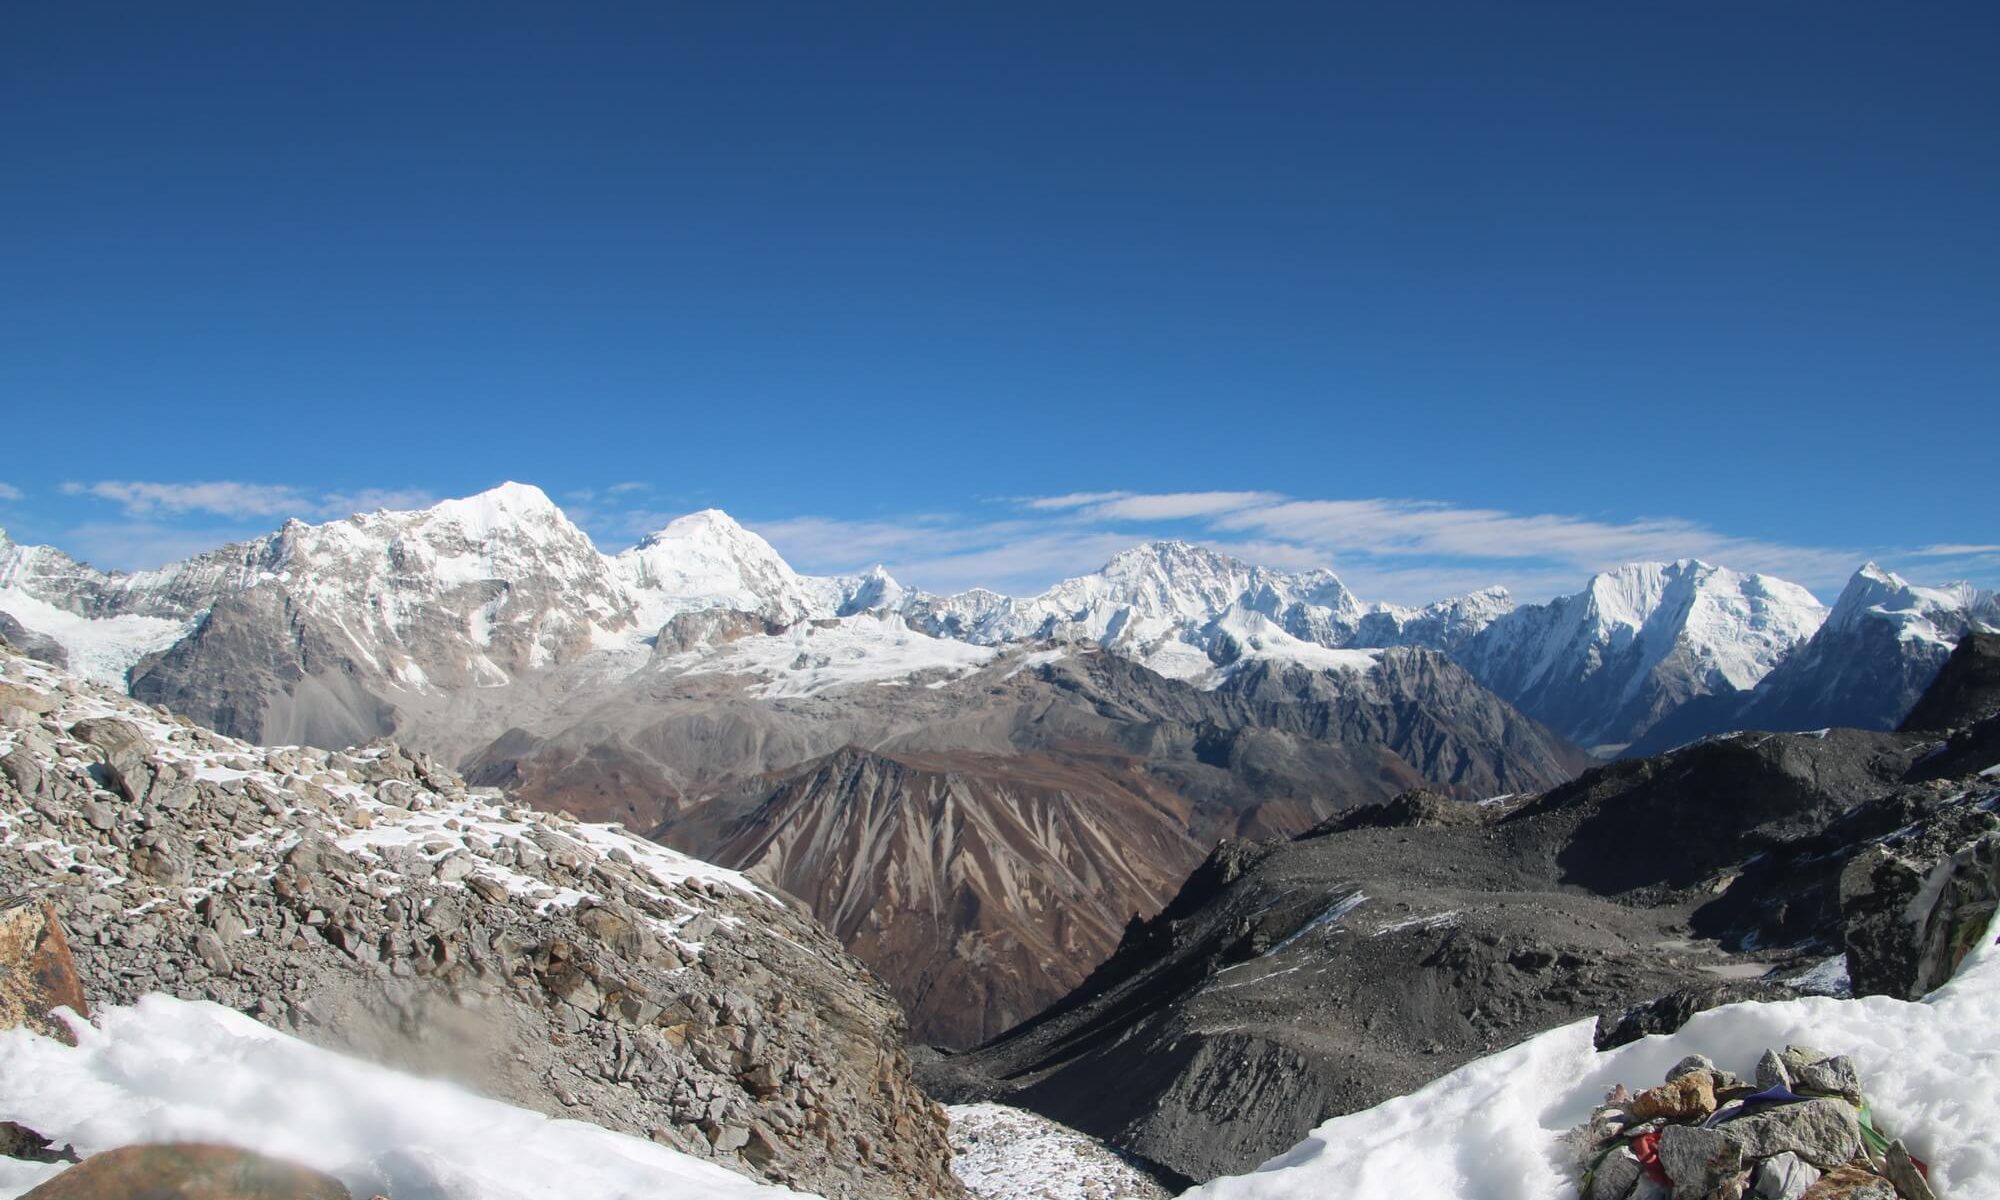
[1798,1164,1897,1199]
[1658,1099,1860,1196]
[0,897,89,1044]
[1882,1140,1936,1200]
[68,718,155,806]
[1629,1071,1717,1122]
[19,1143,350,1199]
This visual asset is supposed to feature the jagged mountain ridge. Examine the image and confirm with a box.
[2,484,1911,757]
[1453,559,1828,752]
[6,484,1987,1052]
[1626,563,2000,757]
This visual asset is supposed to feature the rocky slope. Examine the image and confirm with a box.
[0,637,962,1200]
[923,648,2000,1187]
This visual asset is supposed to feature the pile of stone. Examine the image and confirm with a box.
[0,642,962,1200]
[1570,1047,1936,1200]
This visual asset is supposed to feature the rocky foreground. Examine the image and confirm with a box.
[0,639,961,1200]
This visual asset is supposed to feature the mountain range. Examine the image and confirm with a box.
[2,482,1993,1044]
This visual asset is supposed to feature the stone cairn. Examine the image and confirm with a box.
[1569,1047,1937,1200]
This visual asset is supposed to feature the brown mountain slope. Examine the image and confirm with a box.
[666,745,1202,1047]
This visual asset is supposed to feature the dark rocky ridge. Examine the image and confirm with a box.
[1901,630,2000,733]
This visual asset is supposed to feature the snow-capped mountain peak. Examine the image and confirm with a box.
[1454,558,1828,749]
[614,508,845,628]
[1825,562,1997,644]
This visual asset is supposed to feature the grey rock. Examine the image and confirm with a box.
[1588,1146,1644,1200]
[433,853,475,884]
[191,927,234,976]
[1755,1049,1794,1092]
[1723,1097,1861,1169]
[1666,1054,1715,1083]
[1657,1125,1745,1197]
[0,750,41,797]
[1778,1045,1828,1077]
[1883,1140,1936,1200]
[68,718,154,805]
[1791,1054,1863,1103]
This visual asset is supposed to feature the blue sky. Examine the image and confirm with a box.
[2,3,1995,603]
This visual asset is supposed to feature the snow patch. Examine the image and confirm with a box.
[0,997,812,1200]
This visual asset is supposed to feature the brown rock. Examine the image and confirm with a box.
[0,896,89,1045]
[1629,1071,1718,1122]
[20,1143,351,1199]
[1800,1164,1898,1200]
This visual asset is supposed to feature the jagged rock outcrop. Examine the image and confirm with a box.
[0,642,963,1200]
[0,614,66,670]
[1901,630,2000,733]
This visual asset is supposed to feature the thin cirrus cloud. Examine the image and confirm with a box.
[60,480,436,521]
[750,490,1912,604]
[1024,490,1285,521]
[0,482,24,502]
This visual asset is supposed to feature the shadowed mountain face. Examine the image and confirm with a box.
[923,655,2000,1186]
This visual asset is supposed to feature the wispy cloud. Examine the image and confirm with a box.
[62,479,435,521]
[59,521,269,573]
[63,480,307,519]
[0,482,22,502]
[1911,543,2000,557]
[1024,490,1283,521]
[1206,498,1863,585]
[743,490,1906,604]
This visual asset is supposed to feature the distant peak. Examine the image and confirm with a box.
[430,481,561,517]
[639,508,756,546]
[1103,539,1232,571]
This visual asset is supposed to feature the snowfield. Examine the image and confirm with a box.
[0,997,814,1200]
[1185,912,2000,1200]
